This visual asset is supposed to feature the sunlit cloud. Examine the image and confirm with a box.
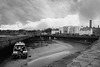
[0,21,23,30]
[0,0,100,30]
[0,14,80,30]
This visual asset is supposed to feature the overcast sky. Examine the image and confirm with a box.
[0,0,100,30]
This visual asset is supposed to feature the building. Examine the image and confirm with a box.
[51,29,59,34]
[59,26,80,34]
[68,26,80,34]
[59,26,69,34]
[78,20,94,35]
[59,26,68,34]
[79,27,93,35]
[92,27,100,36]
[68,26,73,34]
[73,26,80,34]
[89,20,92,28]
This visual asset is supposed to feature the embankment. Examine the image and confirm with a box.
[44,39,100,67]
[0,35,30,64]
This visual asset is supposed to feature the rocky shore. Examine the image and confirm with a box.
[44,39,100,67]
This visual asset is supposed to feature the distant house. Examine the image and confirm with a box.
[92,27,100,36]
[59,26,80,35]
[69,26,80,34]
[51,29,59,34]
[59,26,69,34]
[79,27,93,35]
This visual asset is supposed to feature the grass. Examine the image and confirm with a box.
[0,35,29,49]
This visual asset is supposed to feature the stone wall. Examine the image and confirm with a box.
[67,39,100,67]
[44,39,100,67]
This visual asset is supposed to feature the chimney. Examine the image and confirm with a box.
[89,20,92,28]
[98,25,99,28]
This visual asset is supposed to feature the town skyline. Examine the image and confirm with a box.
[0,19,100,30]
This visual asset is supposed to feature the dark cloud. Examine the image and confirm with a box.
[0,0,73,25]
[78,0,100,21]
[0,0,45,25]
[64,0,100,23]
[0,0,100,26]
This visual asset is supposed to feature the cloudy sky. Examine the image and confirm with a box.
[0,0,100,30]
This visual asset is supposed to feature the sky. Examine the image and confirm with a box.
[0,0,100,30]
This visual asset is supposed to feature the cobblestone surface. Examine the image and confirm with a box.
[67,42,100,67]
[44,40,100,67]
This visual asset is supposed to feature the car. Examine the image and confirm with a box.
[12,42,28,59]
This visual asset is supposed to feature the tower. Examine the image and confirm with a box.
[98,25,99,28]
[89,20,92,28]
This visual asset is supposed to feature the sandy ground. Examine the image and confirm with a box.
[44,41,98,67]
[1,40,87,67]
[27,40,73,61]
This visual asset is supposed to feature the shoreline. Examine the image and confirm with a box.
[27,40,73,62]
[43,40,98,67]
[25,40,89,67]
[0,39,94,67]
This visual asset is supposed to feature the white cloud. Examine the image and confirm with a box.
[0,14,80,30]
[0,21,23,30]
